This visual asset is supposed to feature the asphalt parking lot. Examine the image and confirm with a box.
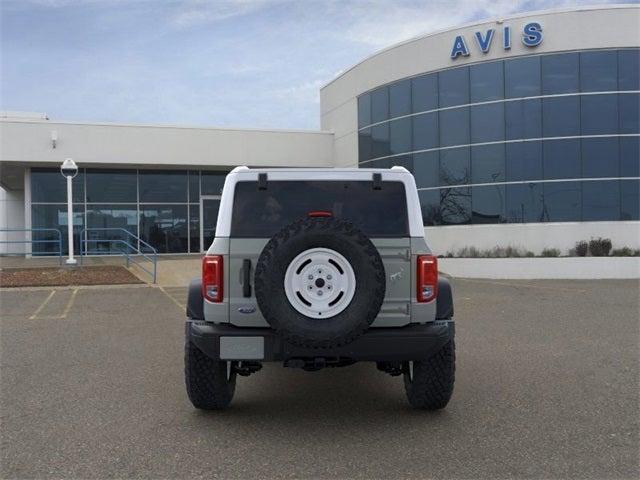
[1,279,638,479]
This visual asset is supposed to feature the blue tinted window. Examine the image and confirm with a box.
[582,181,620,221]
[201,171,227,195]
[506,142,543,182]
[439,108,469,147]
[139,170,187,203]
[472,185,505,224]
[506,183,543,223]
[140,205,188,253]
[371,123,390,158]
[86,169,137,203]
[543,182,581,222]
[542,53,579,94]
[358,94,371,128]
[470,61,504,102]
[32,204,84,255]
[619,93,639,134]
[582,137,619,178]
[389,117,412,155]
[580,51,618,92]
[619,49,640,91]
[471,144,505,184]
[358,128,372,162]
[419,189,441,225]
[620,136,640,177]
[390,79,411,118]
[440,187,471,225]
[412,74,438,113]
[543,139,581,180]
[543,97,580,137]
[621,180,640,220]
[188,171,199,203]
[470,103,504,143]
[581,94,618,135]
[31,168,85,203]
[440,147,470,186]
[412,112,438,150]
[413,152,439,188]
[439,67,469,107]
[505,99,542,140]
[505,56,541,98]
[370,87,389,123]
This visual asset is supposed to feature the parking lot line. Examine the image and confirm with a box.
[58,288,79,319]
[158,286,186,310]
[28,290,56,319]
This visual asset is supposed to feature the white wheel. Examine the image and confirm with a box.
[284,247,356,319]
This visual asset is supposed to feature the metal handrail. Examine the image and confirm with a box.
[79,228,158,283]
[0,228,63,264]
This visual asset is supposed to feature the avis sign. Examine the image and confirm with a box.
[450,22,543,59]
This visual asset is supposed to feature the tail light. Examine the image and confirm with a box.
[202,255,223,302]
[417,255,438,302]
[308,211,332,217]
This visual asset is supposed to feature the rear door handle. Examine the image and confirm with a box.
[242,259,252,297]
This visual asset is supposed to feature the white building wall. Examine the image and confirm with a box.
[0,186,26,254]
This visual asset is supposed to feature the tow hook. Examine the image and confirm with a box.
[233,361,263,377]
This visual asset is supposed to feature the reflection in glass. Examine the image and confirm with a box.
[472,185,505,224]
[412,74,438,113]
[440,148,470,186]
[440,187,471,225]
[413,152,440,188]
[621,180,640,220]
[189,205,200,253]
[139,205,188,253]
[389,117,412,155]
[439,108,469,147]
[389,79,411,118]
[580,51,617,92]
[201,199,220,252]
[543,139,581,180]
[419,189,440,226]
[31,168,85,203]
[86,169,137,203]
[86,205,138,254]
[505,56,541,98]
[31,204,84,255]
[439,67,469,108]
[470,103,504,143]
[506,142,543,182]
[471,144,505,184]
[371,86,389,123]
[620,137,640,177]
[358,94,371,128]
[618,49,640,91]
[542,96,580,137]
[358,128,372,162]
[582,137,619,178]
[542,53,579,94]
[188,171,200,203]
[201,171,227,195]
[413,112,438,151]
[542,182,581,222]
[583,181,620,221]
[139,170,187,203]
[619,93,639,134]
[506,183,543,223]
[470,61,504,102]
[371,123,390,158]
[581,94,618,135]
[505,99,542,140]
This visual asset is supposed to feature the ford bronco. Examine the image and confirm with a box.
[185,166,455,409]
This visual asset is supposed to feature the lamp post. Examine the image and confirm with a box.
[60,158,78,265]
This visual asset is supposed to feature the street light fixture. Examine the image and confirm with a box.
[60,158,78,265]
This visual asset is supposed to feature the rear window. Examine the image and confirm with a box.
[230,180,409,238]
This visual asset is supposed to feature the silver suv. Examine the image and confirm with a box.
[185,166,455,410]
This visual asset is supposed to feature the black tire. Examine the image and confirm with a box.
[184,339,236,410]
[254,216,385,349]
[403,338,455,410]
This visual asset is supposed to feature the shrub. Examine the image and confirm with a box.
[574,241,589,257]
[540,248,561,257]
[589,237,612,257]
[525,250,535,257]
[610,247,639,257]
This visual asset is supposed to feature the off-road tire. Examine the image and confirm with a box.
[184,339,236,410]
[254,216,385,349]
[403,338,455,410]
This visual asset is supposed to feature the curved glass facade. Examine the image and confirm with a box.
[357,49,640,225]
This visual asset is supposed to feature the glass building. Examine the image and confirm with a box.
[356,48,639,226]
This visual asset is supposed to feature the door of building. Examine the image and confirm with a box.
[199,195,221,253]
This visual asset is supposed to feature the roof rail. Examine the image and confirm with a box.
[230,166,250,173]
[390,166,409,173]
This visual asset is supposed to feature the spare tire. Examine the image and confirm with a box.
[254,216,385,349]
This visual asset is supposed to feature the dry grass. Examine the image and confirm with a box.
[0,266,143,288]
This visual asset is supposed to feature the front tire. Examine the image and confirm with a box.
[403,339,455,410]
[185,340,236,410]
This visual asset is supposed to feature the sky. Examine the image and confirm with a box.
[0,0,630,130]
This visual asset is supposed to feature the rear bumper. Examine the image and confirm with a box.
[186,320,454,362]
